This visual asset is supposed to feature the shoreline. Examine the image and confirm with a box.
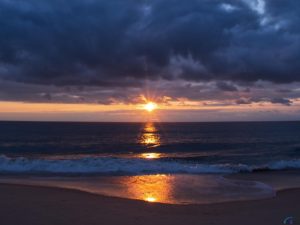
[0,170,299,205]
[0,180,300,205]
[0,182,299,225]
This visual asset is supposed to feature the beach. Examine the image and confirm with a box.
[0,183,299,225]
[0,122,299,224]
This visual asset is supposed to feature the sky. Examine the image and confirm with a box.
[0,0,300,122]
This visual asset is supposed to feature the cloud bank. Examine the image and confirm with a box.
[0,0,299,106]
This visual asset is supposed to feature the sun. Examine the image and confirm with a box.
[145,196,157,202]
[144,102,157,112]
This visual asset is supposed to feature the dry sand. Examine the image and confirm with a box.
[0,183,299,225]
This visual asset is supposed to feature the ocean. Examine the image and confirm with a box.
[0,121,299,204]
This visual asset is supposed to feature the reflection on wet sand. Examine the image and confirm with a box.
[0,174,276,204]
[123,175,173,203]
[107,175,274,204]
[139,122,161,148]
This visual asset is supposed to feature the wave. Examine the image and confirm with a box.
[0,155,299,175]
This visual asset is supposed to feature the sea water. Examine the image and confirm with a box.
[0,121,299,204]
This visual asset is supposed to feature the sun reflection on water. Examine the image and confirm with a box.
[144,122,157,133]
[134,123,168,202]
[139,122,161,148]
[140,152,161,159]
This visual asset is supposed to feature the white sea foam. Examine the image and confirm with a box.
[267,159,300,170]
[0,155,299,175]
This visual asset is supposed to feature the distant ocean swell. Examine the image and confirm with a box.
[0,155,299,175]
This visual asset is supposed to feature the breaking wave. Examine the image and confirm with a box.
[0,155,299,175]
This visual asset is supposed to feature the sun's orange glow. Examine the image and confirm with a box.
[1,99,300,122]
[143,102,157,112]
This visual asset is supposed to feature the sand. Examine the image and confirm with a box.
[0,183,299,225]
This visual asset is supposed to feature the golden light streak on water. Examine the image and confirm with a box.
[139,122,161,148]
[140,152,161,159]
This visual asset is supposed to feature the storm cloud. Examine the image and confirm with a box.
[0,0,299,104]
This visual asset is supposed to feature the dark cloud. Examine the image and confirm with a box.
[216,81,238,92]
[41,93,52,101]
[0,0,300,86]
[270,97,292,106]
[236,96,292,106]
[0,0,299,103]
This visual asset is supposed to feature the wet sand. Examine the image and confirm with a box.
[228,170,300,191]
[0,183,299,225]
